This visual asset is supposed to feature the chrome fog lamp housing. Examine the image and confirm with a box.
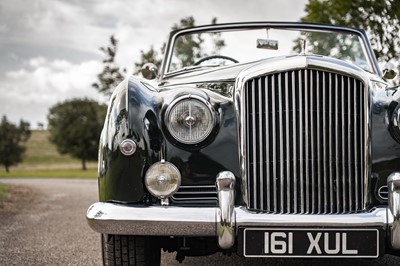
[145,161,181,199]
[165,95,215,144]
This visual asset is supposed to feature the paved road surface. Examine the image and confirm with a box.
[0,178,399,265]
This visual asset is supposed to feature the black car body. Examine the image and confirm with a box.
[87,22,400,265]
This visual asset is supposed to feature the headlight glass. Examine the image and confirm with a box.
[166,97,214,144]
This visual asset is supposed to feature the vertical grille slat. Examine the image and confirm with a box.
[298,71,304,213]
[310,70,316,213]
[272,75,277,213]
[322,71,328,214]
[305,69,310,214]
[292,71,298,213]
[335,74,340,213]
[347,76,353,212]
[285,72,291,213]
[354,79,359,211]
[251,80,257,208]
[317,71,322,213]
[245,69,367,214]
[361,80,366,208]
[258,78,264,210]
[265,76,271,211]
[328,73,334,213]
[278,73,284,213]
[342,75,347,213]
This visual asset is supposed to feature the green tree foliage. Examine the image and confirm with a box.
[171,17,203,67]
[133,46,163,74]
[300,0,400,65]
[134,16,225,72]
[0,116,31,172]
[47,99,107,170]
[169,16,226,70]
[95,17,225,95]
[92,35,126,96]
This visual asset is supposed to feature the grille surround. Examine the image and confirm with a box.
[239,66,369,214]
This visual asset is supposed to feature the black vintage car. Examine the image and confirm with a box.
[87,22,400,265]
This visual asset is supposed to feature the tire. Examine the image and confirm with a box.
[102,234,161,266]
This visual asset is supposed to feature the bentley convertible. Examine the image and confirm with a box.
[87,22,400,265]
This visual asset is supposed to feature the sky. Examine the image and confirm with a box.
[0,0,308,128]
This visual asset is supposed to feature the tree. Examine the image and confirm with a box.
[92,35,126,96]
[171,17,203,67]
[300,0,400,70]
[168,16,226,70]
[133,46,164,75]
[95,17,226,96]
[134,16,225,73]
[47,98,107,170]
[0,116,31,172]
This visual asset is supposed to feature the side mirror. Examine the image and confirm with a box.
[141,63,158,80]
[382,62,398,80]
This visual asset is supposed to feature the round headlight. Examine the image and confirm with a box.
[166,96,215,144]
[390,105,400,143]
[145,161,181,199]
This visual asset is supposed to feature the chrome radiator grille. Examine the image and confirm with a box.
[244,69,368,214]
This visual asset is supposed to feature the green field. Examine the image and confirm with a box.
[0,130,97,178]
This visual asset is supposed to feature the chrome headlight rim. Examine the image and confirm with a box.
[389,103,400,143]
[164,95,217,145]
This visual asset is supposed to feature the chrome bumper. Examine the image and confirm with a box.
[87,171,400,251]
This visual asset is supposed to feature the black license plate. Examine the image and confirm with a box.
[242,228,379,258]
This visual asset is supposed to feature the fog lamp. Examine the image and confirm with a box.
[145,161,181,198]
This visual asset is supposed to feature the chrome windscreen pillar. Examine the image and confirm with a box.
[388,172,400,250]
[216,171,236,249]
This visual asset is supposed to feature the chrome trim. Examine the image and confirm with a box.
[271,74,277,212]
[164,94,216,145]
[87,203,216,236]
[378,185,388,200]
[235,207,387,228]
[87,203,390,241]
[119,139,137,156]
[258,78,264,210]
[216,171,236,249]
[388,172,400,250]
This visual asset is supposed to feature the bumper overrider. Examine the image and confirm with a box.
[87,172,400,254]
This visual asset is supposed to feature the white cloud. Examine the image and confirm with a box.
[0,57,104,126]
[28,56,47,68]
[0,0,309,127]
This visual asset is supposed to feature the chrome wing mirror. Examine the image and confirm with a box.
[382,62,398,80]
[141,63,158,80]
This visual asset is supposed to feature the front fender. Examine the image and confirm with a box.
[98,77,163,203]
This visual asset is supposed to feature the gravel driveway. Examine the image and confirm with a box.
[0,178,399,266]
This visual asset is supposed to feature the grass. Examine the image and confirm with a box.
[0,183,10,204]
[0,130,97,178]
